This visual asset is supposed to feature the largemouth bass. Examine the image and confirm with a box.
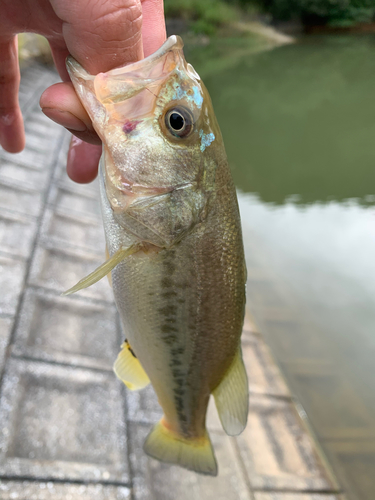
[65,35,248,476]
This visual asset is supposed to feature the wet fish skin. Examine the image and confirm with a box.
[66,35,248,476]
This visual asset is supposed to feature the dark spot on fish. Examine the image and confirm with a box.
[161,277,173,288]
[162,334,178,344]
[162,290,178,299]
[169,358,182,367]
[163,260,176,274]
[175,396,184,411]
[171,347,185,355]
[164,317,177,325]
[174,387,185,396]
[177,282,189,290]
[161,324,178,334]
[159,304,178,316]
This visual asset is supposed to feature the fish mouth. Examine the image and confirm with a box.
[104,35,184,77]
[66,35,183,79]
[66,35,185,107]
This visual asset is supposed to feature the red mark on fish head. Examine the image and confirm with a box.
[123,120,140,134]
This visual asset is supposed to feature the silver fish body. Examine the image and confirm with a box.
[67,35,249,476]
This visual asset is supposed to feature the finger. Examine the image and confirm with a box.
[0,36,25,153]
[141,0,166,56]
[49,42,70,81]
[67,136,102,183]
[49,0,144,73]
[40,82,101,145]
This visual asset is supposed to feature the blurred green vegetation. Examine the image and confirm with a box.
[164,0,239,34]
[166,0,375,30]
[18,33,53,66]
[256,0,375,27]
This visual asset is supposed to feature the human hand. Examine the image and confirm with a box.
[0,0,166,183]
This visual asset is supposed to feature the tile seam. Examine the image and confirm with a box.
[0,129,67,389]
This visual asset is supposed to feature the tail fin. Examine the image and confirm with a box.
[143,420,218,476]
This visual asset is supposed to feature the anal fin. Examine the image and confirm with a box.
[113,340,150,390]
[212,347,249,436]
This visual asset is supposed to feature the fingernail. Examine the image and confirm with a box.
[41,108,87,132]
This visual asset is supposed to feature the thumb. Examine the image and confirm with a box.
[49,0,144,73]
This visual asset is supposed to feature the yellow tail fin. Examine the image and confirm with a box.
[143,420,217,476]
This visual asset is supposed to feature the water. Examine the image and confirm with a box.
[188,34,375,499]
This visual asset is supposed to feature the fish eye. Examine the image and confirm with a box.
[165,107,194,138]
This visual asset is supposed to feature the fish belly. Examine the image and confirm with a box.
[100,159,246,439]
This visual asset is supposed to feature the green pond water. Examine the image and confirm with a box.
[188,34,375,499]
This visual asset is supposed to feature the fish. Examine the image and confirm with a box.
[65,35,248,476]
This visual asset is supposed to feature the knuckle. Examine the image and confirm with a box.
[90,1,143,41]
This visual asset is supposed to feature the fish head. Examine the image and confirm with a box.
[67,36,222,247]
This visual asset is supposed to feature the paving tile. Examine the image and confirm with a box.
[48,182,102,219]
[0,358,129,482]
[25,119,61,141]
[129,422,251,500]
[0,316,13,373]
[0,209,37,258]
[242,332,291,398]
[236,394,333,491]
[0,255,27,315]
[23,129,60,152]
[0,159,51,190]
[0,142,58,171]
[0,481,131,500]
[0,180,44,217]
[40,207,105,254]
[13,288,120,370]
[254,495,345,500]
[28,244,112,302]
[58,173,100,197]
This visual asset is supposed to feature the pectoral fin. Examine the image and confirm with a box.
[212,348,249,436]
[62,244,141,296]
[113,340,150,390]
[105,247,112,288]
